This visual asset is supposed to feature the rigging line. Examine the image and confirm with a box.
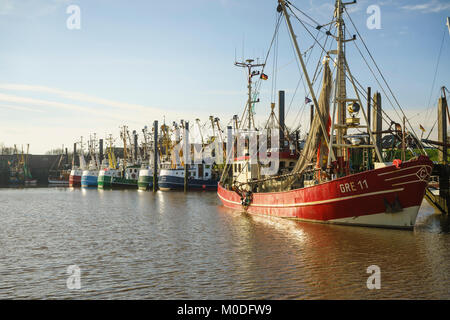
[291,58,335,132]
[289,31,336,132]
[285,30,325,118]
[273,26,279,103]
[344,7,423,147]
[236,13,282,131]
[283,12,321,130]
[312,29,335,86]
[425,29,446,124]
[270,12,281,103]
[311,21,336,84]
[350,40,398,126]
[286,0,324,32]
[286,0,321,26]
[425,118,438,140]
[350,74,397,130]
[285,5,394,138]
[255,13,283,89]
[283,7,326,111]
[342,15,402,125]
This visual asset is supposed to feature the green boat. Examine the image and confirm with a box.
[111,164,140,188]
[98,165,140,189]
[138,167,154,190]
[98,135,120,189]
[98,168,120,188]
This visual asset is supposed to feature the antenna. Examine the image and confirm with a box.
[447,17,450,36]
[234,58,265,130]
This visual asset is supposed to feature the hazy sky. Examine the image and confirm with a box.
[0,0,449,153]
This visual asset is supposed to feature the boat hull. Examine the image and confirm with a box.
[48,178,69,185]
[138,175,154,191]
[159,175,218,191]
[218,156,433,229]
[69,170,82,187]
[97,175,112,189]
[111,177,138,189]
[81,174,98,188]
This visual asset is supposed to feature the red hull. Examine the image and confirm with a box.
[218,156,433,229]
[69,175,81,187]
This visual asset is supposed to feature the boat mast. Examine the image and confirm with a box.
[278,0,335,162]
[121,125,128,170]
[336,0,347,161]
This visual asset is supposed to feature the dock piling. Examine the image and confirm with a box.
[184,121,189,193]
[153,120,158,192]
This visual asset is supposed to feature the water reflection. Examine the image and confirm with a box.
[0,187,448,299]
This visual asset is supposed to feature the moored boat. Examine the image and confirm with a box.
[81,135,100,188]
[217,0,433,229]
[219,156,432,229]
[9,144,38,186]
[69,168,82,187]
[81,168,99,188]
[110,164,140,189]
[138,167,154,190]
[159,164,218,191]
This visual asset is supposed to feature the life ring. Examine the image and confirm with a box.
[131,173,136,179]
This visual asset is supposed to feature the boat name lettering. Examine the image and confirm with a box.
[339,179,369,193]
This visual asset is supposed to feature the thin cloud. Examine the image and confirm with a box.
[0,84,211,128]
[0,0,70,17]
[0,84,157,113]
[0,83,200,121]
[402,0,450,13]
[0,92,148,124]
[0,103,46,113]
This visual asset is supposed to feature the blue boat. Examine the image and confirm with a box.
[81,169,98,187]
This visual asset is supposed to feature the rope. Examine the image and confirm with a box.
[344,7,425,153]
[424,30,446,126]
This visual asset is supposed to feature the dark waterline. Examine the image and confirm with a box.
[0,187,449,299]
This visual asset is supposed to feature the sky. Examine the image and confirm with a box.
[0,0,449,153]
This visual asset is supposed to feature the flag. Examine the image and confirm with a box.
[419,124,425,132]
[260,73,268,80]
[305,97,312,104]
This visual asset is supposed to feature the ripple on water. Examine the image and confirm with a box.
[0,188,449,299]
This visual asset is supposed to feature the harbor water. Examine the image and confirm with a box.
[0,187,449,299]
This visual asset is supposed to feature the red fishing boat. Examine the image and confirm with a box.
[69,169,82,187]
[217,0,433,229]
[218,156,432,229]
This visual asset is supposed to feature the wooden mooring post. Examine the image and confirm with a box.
[424,90,449,215]
[184,121,189,193]
[153,120,158,192]
[372,92,382,154]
